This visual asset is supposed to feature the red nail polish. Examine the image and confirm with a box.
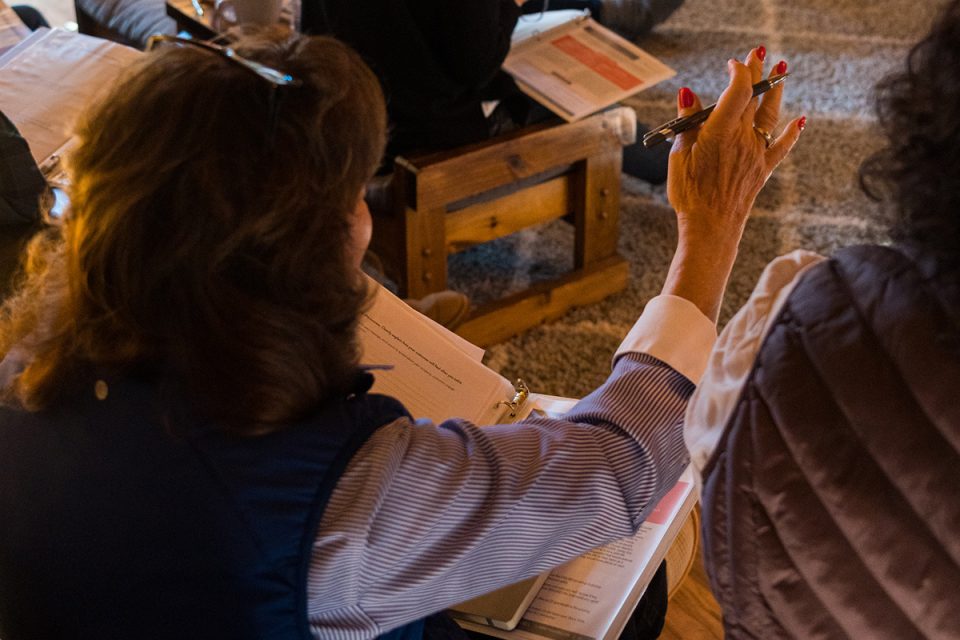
[757,45,766,62]
[679,87,694,109]
[775,60,787,75]
[798,116,807,131]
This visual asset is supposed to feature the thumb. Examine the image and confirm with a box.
[671,86,702,154]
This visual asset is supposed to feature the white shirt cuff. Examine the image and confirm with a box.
[614,295,717,384]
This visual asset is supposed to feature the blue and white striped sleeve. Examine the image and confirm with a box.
[307,294,716,639]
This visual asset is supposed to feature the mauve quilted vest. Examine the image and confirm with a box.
[701,245,960,639]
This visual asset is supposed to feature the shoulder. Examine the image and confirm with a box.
[783,244,932,328]
[799,244,921,293]
[684,250,824,473]
[711,249,825,363]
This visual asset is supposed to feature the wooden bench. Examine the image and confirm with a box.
[370,106,636,347]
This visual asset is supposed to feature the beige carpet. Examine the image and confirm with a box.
[454,0,949,397]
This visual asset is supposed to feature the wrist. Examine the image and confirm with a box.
[675,208,748,251]
[661,227,741,323]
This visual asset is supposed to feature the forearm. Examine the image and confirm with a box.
[309,355,693,633]
[660,225,742,323]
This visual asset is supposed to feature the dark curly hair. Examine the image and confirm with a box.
[0,31,387,434]
[860,0,960,264]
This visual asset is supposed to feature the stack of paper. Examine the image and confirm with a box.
[0,27,140,170]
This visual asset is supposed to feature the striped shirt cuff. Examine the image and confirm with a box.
[614,295,716,385]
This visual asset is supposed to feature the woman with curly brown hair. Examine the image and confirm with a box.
[684,2,960,637]
[0,26,800,640]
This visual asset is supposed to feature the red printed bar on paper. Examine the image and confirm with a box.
[550,34,643,91]
[645,481,689,525]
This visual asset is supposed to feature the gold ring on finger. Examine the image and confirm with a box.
[752,123,773,148]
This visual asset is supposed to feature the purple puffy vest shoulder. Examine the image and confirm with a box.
[700,245,960,640]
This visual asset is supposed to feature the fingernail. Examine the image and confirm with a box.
[757,45,766,62]
[798,116,807,131]
[775,60,787,75]
[679,87,694,109]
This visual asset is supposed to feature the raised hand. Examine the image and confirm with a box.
[661,47,805,322]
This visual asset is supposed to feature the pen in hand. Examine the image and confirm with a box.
[642,73,790,148]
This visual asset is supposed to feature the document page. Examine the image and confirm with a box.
[505,17,674,122]
[0,28,140,164]
[459,467,697,640]
[358,281,515,425]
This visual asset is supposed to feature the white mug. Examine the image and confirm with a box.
[215,0,283,26]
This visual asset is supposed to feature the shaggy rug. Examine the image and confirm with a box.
[450,0,948,398]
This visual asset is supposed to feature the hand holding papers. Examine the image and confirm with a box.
[505,14,674,122]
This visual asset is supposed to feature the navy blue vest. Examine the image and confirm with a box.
[0,370,427,639]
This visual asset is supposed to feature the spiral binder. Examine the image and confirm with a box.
[496,379,530,420]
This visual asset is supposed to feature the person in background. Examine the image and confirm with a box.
[522,0,684,41]
[299,0,683,183]
[0,4,52,299]
[0,28,799,639]
[0,111,46,226]
[302,0,687,322]
[0,110,48,300]
[10,5,48,30]
[683,2,960,637]
[0,5,49,223]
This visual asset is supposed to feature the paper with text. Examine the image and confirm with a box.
[358,281,514,425]
[505,16,674,122]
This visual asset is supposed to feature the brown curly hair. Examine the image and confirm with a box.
[0,31,387,433]
[860,0,960,264]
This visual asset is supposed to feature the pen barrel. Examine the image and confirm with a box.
[642,106,713,147]
[751,80,773,97]
[641,73,788,148]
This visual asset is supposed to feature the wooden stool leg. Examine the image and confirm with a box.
[574,149,622,269]
[403,205,447,300]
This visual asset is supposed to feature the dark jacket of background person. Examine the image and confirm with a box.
[0,111,45,226]
[0,111,46,300]
[699,244,960,639]
[300,0,521,159]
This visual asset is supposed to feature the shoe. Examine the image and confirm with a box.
[601,0,684,40]
[405,290,471,330]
